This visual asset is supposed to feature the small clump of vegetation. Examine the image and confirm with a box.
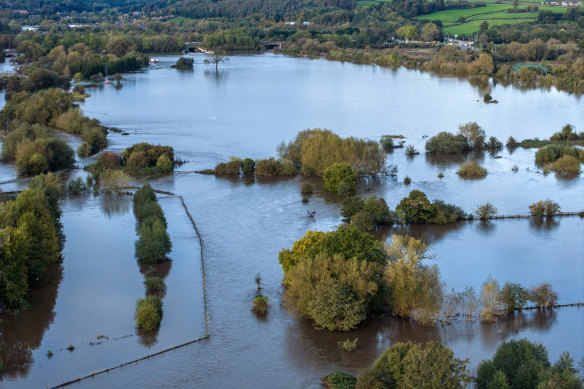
[405,145,417,156]
[544,155,581,176]
[171,57,194,70]
[87,143,176,177]
[341,196,396,231]
[133,184,172,264]
[144,276,166,295]
[67,345,75,352]
[457,161,487,178]
[425,122,502,154]
[535,144,584,164]
[337,338,358,352]
[321,372,357,389]
[135,295,163,331]
[396,190,466,225]
[403,176,411,185]
[475,202,497,220]
[529,200,561,217]
[251,295,270,314]
[67,177,88,196]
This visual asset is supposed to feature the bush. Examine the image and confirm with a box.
[121,143,176,175]
[535,145,583,163]
[214,156,241,175]
[380,136,394,150]
[135,296,163,330]
[241,158,255,174]
[425,131,466,154]
[251,295,270,314]
[323,163,357,192]
[135,219,172,263]
[530,283,558,308]
[486,136,503,151]
[396,190,465,225]
[457,161,487,178]
[475,202,497,220]
[356,341,472,389]
[545,155,580,176]
[338,338,358,352]
[479,276,500,322]
[156,154,174,173]
[321,372,357,389]
[403,176,411,185]
[144,276,166,295]
[500,282,530,312]
[67,177,88,195]
[405,145,417,156]
[507,136,518,148]
[100,170,132,195]
[529,200,560,217]
[171,57,194,69]
[255,157,295,176]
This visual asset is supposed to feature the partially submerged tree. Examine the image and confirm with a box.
[204,53,229,72]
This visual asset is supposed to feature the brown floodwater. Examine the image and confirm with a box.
[0,54,583,387]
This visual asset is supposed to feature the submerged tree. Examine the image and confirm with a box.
[204,53,229,72]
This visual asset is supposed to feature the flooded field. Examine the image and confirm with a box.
[0,54,582,387]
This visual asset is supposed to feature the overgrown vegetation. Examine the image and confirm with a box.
[341,195,396,231]
[0,174,64,309]
[251,295,270,314]
[135,295,163,331]
[396,190,467,224]
[457,160,487,178]
[425,122,501,154]
[529,200,561,217]
[171,57,194,70]
[476,339,582,389]
[87,143,176,177]
[133,184,172,264]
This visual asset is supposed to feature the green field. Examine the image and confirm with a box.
[420,3,570,36]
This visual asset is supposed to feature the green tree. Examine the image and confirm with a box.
[397,25,419,40]
[396,190,435,223]
[357,341,472,389]
[0,226,30,308]
[204,53,229,72]
[323,163,357,193]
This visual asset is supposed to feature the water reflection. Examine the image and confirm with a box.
[0,263,62,379]
[424,151,485,168]
[99,193,130,217]
[529,217,560,231]
[203,69,229,84]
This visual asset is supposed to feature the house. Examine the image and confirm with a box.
[20,25,39,31]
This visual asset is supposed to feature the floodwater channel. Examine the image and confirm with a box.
[0,54,583,388]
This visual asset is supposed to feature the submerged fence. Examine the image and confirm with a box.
[49,189,210,388]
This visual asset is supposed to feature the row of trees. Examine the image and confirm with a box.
[279,228,562,330]
[133,184,172,265]
[0,174,64,309]
[322,338,582,389]
[425,122,502,154]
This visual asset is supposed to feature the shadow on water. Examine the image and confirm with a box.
[203,69,229,84]
[138,260,172,280]
[529,217,561,231]
[0,263,62,379]
[375,222,467,245]
[424,151,485,169]
[99,194,130,217]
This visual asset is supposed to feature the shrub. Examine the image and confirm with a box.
[255,157,295,176]
[251,295,270,314]
[321,372,357,389]
[535,145,583,163]
[77,128,108,157]
[323,163,357,192]
[486,136,503,151]
[479,276,500,322]
[67,177,88,195]
[475,202,497,220]
[121,143,176,175]
[545,155,580,176]
[530,283,558,308]
[457,161,487,178]
[135,219,172,263]
[458,122,486,150]
[550,124,583,141]
[403,176,411,185]
[356,341,472,389]
[425,131,466,154]
[156,154,174,173]
[144,276,166,295]
[507,136,518,148]
[341,196,364,222]
[214,156,241,175]
[171,57,194,69]
[135,295,163,330]
[380,136,394,150]
[396,190,465,225]
[529,200,560,217]
[384,235,442,324]
[338,338,358,352]
[241,158,255,174]
[100,170,132,195]
[405,145,417,156]
[17,152,49,175]
[350,210,376,231]
[500,282,530,312]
